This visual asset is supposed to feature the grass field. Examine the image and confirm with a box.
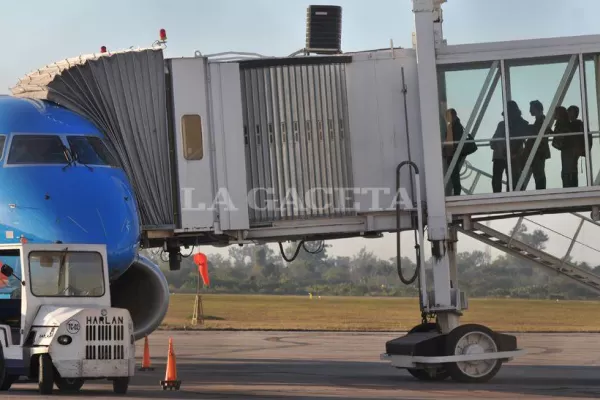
[160,294,600,332]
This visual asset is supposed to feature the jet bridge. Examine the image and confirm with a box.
[10,0,600,384]
[11,46,427,247]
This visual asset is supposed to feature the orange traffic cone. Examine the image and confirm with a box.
[138,336,154,371]
[160,338,181,390]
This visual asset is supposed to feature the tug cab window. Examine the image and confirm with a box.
[67,136,119,167]
[7,135,67,164]
[0,251,23,331]
[28,251,105,297]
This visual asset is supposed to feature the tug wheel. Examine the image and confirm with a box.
[0,347,16,391]
[0,375,18,391]
[444,324,503,383]
[55,377,84,392]
[405,322,450,381]
[38,354,54,395]
[113,377,129,394]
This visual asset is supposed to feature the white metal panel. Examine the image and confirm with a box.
[344,50,425,215]
[208,62,250,231]
[47,307,134,378]
[438,34,600,65]
[170,57,216,231]
[238,59,355,224]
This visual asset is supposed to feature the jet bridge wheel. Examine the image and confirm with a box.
[404,322,450,381]
[444,324,503,383]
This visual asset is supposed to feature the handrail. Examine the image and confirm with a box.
[396,161,428,314]
[459,161,600,265]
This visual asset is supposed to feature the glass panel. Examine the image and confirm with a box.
[7,135,68,165]
[506,56,586,191]
[441,55,593,196]
[0,250,23,328]
[182,114,203,160]
[0,250,22,300]
[28,251,105,297]
[440,62,504,196]
[0,136,6,160]
[67,136,119,167]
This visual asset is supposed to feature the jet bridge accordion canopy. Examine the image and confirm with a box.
[10,48,174,229]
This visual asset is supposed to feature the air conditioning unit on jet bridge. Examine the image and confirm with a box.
[305,5,343,54]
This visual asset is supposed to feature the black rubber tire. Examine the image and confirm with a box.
[113,377,129,394]
[55,377,84,392]
[38,354,54,395]
[0,346,6,390]
[444,324,503,383]
[0,375,18,391]
[405,322,450,381]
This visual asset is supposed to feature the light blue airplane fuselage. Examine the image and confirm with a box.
[0,95,140,280]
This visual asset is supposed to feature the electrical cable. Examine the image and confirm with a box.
[279,241,305,262]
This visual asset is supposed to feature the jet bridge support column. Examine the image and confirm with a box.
[380,0,524,384]
[412,0,457,332]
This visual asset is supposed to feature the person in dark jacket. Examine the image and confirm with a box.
[522,100,552,190]
[566,105,587,187]
[551,106,578,188]
[491,100,529,192]
[442,108,466,196]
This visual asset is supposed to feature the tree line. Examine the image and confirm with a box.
[141,224,600,300]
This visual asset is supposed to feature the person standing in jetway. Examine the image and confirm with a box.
[443,108,471,196]
[491,100,528,192]
[552,106,581,188]
[567,105,589,188]
[522,100,552,190]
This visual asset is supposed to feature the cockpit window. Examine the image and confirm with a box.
[67,136,120,167]
[7,135,67,164]
[0,136,6,160]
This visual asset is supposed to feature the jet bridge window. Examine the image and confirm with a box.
[7,135,67,164]
[67,136,120,167]
[28,251,105,297]
[181,114,203,160]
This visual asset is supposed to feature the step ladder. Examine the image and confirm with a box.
[457,218,600,295]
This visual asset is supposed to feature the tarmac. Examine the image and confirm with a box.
[5,330,600,399]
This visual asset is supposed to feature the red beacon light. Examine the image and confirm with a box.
[100,46,107,53]
[159,29,167,42]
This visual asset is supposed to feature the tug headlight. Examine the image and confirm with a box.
[57,335,72,345]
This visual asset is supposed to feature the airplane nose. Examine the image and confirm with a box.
[46,169,140,278]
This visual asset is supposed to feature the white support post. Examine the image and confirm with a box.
[595,55,600,186]
[471,71,501,140]
[412,0,456,330]
[515,55,578,191]
[500,60,514,192]
[579,53,593,186]
[448,227,458,290]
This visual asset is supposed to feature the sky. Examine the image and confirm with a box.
[2,0,600,264]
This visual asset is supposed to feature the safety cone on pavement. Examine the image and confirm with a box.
[160,337,181,390]
[138,336,154,371]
